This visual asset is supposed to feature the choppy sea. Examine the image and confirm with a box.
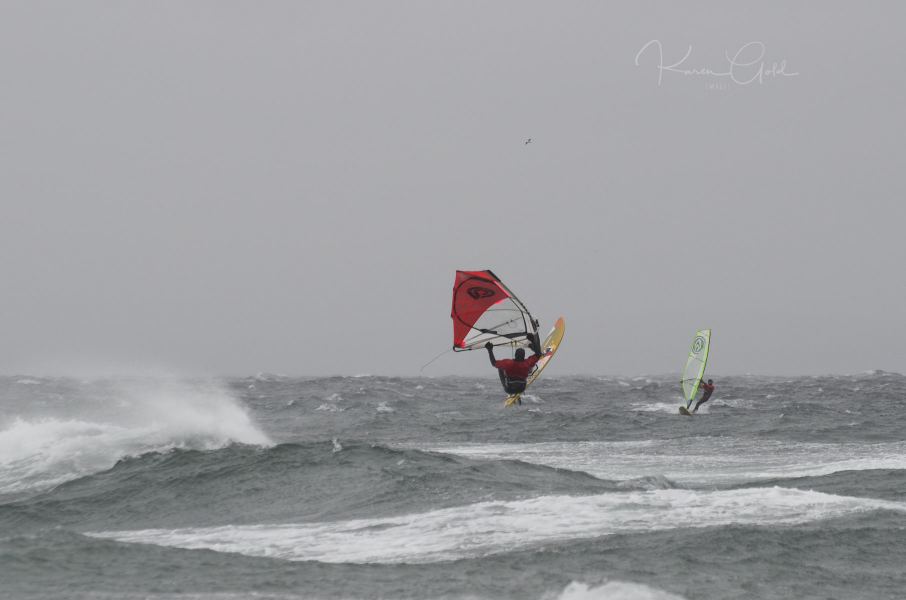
[2,372,905,599]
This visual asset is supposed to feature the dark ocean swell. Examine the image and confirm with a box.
[0,442,626,534]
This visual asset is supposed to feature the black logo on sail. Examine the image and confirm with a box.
[467,286,496,299]
[692,336,705,353]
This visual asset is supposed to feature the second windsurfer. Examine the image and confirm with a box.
[693,379,715,412]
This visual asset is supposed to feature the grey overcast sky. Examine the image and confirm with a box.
[1,2,904,376]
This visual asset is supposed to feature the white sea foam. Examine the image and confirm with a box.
[554,581,687,600]
[88,487,905,564]
[424,439,906,485]
[710,397,749,409]
[0,379,271,496]
[629,402,678,413]
[630,397,743,413]
[253,372,287,382]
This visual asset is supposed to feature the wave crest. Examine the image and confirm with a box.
[0,379,270,497]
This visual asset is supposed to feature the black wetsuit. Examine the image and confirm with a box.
[693,382,715,412]
[498,370,527,395]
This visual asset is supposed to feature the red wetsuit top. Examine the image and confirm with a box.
[494,354,542,381]
[700,382,715,396]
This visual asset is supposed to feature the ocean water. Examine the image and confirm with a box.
[2,372,905,599]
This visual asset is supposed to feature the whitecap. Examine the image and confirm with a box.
[0,380,271,496]
[425,439,906,486]
[556,581,687,600]
[89,487,905,564]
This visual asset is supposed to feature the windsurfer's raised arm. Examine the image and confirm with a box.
[484,342,497,366]
[527,333,542,356]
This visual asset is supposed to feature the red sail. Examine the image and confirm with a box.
[451,270,537,351]
[451,271,510,348]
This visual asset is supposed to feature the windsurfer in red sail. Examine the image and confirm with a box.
[485,333,543,401]
[450,270,546,402]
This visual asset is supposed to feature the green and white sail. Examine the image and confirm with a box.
[681,329,711,409]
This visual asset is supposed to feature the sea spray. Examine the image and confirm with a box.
[0,377,271,497]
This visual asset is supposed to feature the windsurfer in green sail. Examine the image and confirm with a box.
[680,329,712,416]
[692,379,715,413]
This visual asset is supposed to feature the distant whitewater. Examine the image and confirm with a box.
[2,373,906,599]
